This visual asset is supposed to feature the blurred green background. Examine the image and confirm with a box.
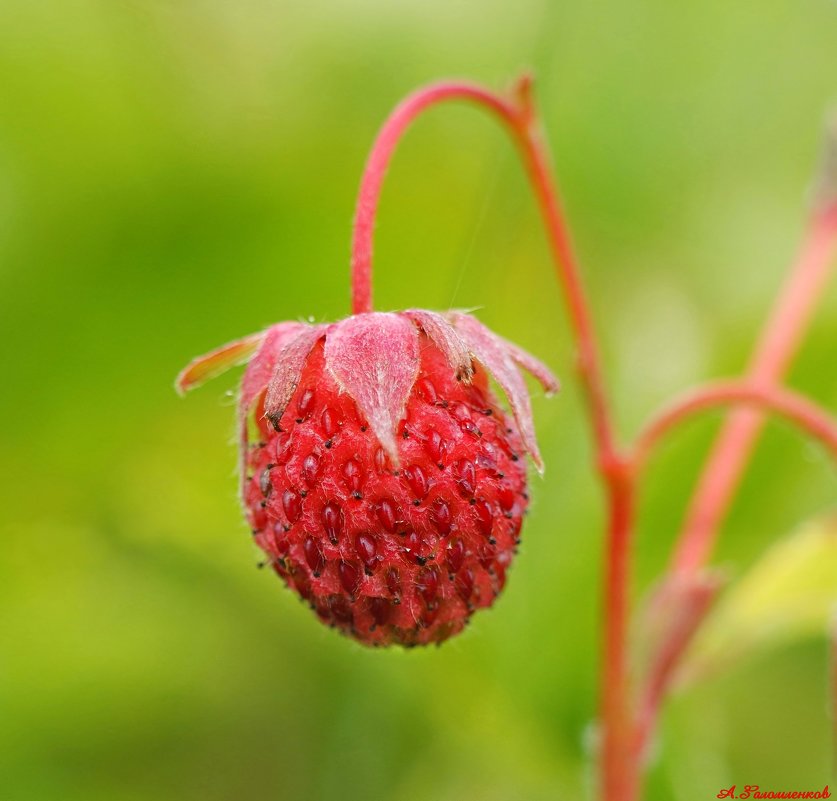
[1,1,836,799]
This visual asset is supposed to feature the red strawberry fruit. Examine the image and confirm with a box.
[177,309,557,646]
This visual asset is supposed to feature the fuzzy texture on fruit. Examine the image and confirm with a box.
[177,310,558,647]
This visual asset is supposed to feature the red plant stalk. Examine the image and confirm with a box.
[673,203,837,577]
[350,77,617,461]
[348,75,837,801]
[628,125,837,763]
[629,379,837,760]
[628,203,837,765]
[633,381,837,471]
[350,76,638,798]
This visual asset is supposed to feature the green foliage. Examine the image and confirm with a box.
[681,514,837,684]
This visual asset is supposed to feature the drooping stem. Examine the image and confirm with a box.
[350,76,618,464]
[349,76,633,798]
[672,204,837,576]
[351,82,516,316]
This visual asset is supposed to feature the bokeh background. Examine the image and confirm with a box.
[2,2,836,799]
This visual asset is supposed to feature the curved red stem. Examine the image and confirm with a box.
[672,207,837,576]
[349,75,635,798]
[351,82,516,316]
[349,77,618,463]
[628,377,837,761]
[348,77,837,801]
[632,380,837,471]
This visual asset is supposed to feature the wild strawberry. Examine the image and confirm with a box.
[177,309,557,646]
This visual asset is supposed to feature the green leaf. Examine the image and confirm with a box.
[678,512,837,685]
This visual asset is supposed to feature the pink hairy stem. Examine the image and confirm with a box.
[175,72,837,799]
[349,75,637,798]
[350,84,511,314]
[350,76,617,463]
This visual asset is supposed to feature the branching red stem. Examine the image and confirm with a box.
[629,376,837,761]
[672,207,837,576]
[349,75,635,799]
[347,76,837,801]
[632,380,837,472]
[628,200,837,765]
